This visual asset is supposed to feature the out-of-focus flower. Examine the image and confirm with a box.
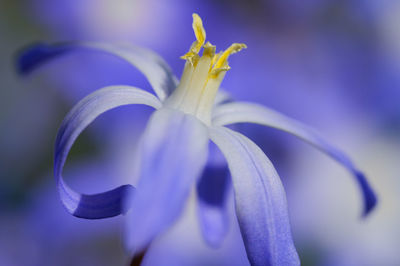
[0,160,129,266]
[288,120,399,265]
[18,13,377,265]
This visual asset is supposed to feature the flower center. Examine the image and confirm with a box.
[165,13,246,125]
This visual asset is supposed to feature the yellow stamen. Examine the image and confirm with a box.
[203,42,216,58]
[192,13,206,51]
[210,51,222,67]
[210,65,231,77]
[167,13,247,124]
[214,43,247,69]
[181,13,206,62]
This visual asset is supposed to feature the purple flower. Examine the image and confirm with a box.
[18,13,377,266]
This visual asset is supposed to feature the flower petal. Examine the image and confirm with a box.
[209,126,300,266]
[17,42,178,100]
[196,142,231,248]
[214,89,233,106]
[124,108,209,255]
[54,85,162,219]
[213,102,377,216]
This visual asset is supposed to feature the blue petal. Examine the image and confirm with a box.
[54,85,162,219]
[59,183,133,219]
[124,108,209,254]
[210,126,300,266]
[213,102,377,217]
[16,43,71,75]
[17,42,178,100]
[196,142,231,248]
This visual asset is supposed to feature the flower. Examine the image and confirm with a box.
[18,13,377,266]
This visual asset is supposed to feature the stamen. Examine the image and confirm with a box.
[210,65,230,77]
[169,13,247,124]
[214,43,247,69]
[211,51,222,67]
[192,13,206,52]
[181,13,206,63]
[203,42,216,58]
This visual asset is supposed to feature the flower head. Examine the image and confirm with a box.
[18,13,377,266]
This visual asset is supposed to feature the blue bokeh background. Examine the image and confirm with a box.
[1,0,399,265]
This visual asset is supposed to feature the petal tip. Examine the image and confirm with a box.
[356,171,378,218]
[70,184,135,220]
[15,43,47,75]
[361,191,378,218]
[15,43,69,75]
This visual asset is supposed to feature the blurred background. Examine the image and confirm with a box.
[1,0,399,265]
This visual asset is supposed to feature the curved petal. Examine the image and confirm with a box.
[209,126,300,266]
[212,102,377,216]
[54,85,162,219]
[17,42,178,100]
[196,142,231,248]
[124,108,209,255]
[214,89,233,106]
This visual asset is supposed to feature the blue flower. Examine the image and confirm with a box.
[18,13,377,266]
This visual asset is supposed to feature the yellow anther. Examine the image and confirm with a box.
[180,42,199,65]
[211,51,222,67]
[203,42,216,58]
[210,65,231,77]
[170,13,248,124]
[181,13,206,61]
[192,13,206,52]
[214,43,247,69]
